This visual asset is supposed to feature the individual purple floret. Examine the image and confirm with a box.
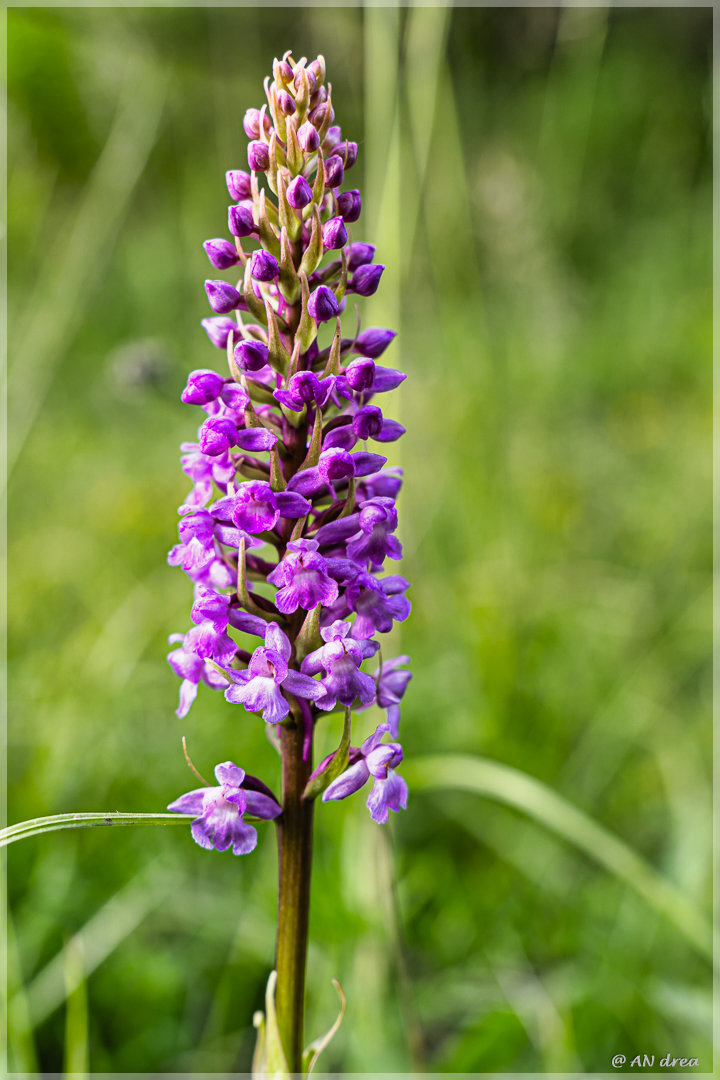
[321,722,408,824]
[301,620,377,711]
[168,761,282,855]
[267,539,339,614]
[221,622,325,723]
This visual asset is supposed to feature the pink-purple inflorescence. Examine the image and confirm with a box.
[167,51,411,851]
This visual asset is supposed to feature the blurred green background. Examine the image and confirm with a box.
[6,5,712,1074]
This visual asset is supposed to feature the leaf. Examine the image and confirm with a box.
[0,812,194,848]
[301,978,346,1077]
[403,754,716,963]
[302,709,351,801]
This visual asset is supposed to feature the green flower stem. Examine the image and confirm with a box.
[275,718,314,1072]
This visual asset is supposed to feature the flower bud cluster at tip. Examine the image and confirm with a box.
[168,52,411,853]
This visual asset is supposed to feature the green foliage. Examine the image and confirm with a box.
[7,5,711,1074]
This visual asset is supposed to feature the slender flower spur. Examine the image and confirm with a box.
[166,51,412,1074]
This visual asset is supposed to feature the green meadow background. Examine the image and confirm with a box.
[6,5,712,1074]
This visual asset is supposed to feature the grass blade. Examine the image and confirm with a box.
[404,754,714,962]
[1,812,193,848]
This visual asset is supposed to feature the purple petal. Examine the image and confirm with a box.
[236,428,278,452]
[282,669,326,700]
[322,760,371,802]
[167,788,210,814]
[276,490,312,518]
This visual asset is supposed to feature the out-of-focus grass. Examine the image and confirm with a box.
[6,6,711,1074]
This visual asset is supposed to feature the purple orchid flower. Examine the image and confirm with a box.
[301,620,377,711]
[167,628,234,718]
[168,761,282,855]
[221,622,324,724]
[322,722,408,824]
[267,539,339,614]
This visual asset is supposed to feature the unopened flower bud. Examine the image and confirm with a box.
[200,415,238,456]
[234,339,270,372]
[201,316,239,349]
[337,189,361,223]
[226,170,252,201]
[250,250,280,282]
[345,357,375,391]
[323,126,342,151]
[203,238,241,269]
[247,140,270,172]
[308,285,339,323]
[205,279,242,314]
[331,141,358,168]
[297,121,321,152]
[355,327,396,358]
[308,56,326,85]
[352,264,385,297]
[275,59,293,84]
[243,108,271,139]
[347,242,375,270]
[287,175,313,209]
[324,156,344,189]
[310,86,328,110]
[322,217,348,250]
[228,203,255,237]
[277,89,296,116]
[181,369,226,405]
[295,66,317,95]
[309,102,334,129]
[352,405,384,440]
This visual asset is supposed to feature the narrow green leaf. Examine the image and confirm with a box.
[0,812,193,848]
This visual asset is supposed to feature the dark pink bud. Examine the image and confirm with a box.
[353,405,383,440]
[309,102,334,129]
[324,156,344,189]
[345,357,375,392]
[200,416,238,456]
[297,121,320,152]
[287,175,313,209]
[355,327,396,358]
[243,108,271,139]
[308,57,326,85]
[352,264,385,297]
[201,317,238,349]
[203,238,240,270]
[322,217,348,250]
[337,189,361,223]
[276,59,293,83]
[181,369,225,405]
[347,242,375,270]
[250,250,280,282]
[205,279,242,314]
[277,90,296,116]
[323,126,342,151]
[228,203,255,237]
[226,170,252,200]
[310,86,328,109]
[234,339,270,372]
[308,285,339,324]
[331,141,358,168]
[247,140,270,172]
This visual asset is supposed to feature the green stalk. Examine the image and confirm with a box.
[275,718,314,1071]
